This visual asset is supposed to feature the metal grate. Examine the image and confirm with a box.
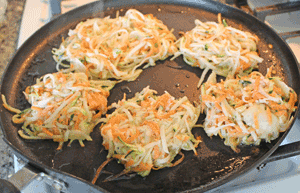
[247,0,300,40]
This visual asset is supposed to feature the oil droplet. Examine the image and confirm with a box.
[158,8,161,11]
[175,83,180,87]
[28,71,40,77]
[167,64,183,69]
[185,85,189,88]
[121,86,132,93]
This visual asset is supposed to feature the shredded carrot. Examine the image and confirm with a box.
[31,106,43,111]
[141,100,151,107]
[103,142,109,149]
[42,127,53,137]
[125,129,140,143]
[202,95,215,102]
[125,159,135,167]
[215,102,222,111]
[252,92,265,100]
[254,76,260,92]
[142,121,160,137]
[87,92,107,112]
[153,93,171,109]
[152,145,161,160]
[266,106,272,125]
[216,95,226,103]
[35,119,44,126]
[268,101,288,110]
[25,87,30,94]
[132,162,152,172]
[107,114,127,126]
[101,125,116,135]
[241,60,251,71]
[154,110,175,119]
[113,154,124,160]
[288,91,296,108]
[74,113,84,130]
[92,158,113,184]
[183,136,190,142]
[273,86,285,96]
[274,110,288,117]
[92,111,102,119]
[253,112,259,130]
[170,152,185,167]
[53,137,64,142]
[216,116,228,124]
[52,127,61,135]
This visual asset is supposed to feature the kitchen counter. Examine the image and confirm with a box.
[0,0,25,179]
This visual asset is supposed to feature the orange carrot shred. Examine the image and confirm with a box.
[92,158,113,184]
[42,127,53,137]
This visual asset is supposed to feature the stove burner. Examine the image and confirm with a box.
[252,1,300,22]
[246,0,300,40]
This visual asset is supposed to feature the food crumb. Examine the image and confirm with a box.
[268,44,273,49]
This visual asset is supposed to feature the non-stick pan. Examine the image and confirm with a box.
[1,0,300,192]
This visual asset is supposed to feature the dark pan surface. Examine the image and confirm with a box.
[1,0,299,192]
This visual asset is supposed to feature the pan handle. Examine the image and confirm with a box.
[265,141,300,163]
[280,30,300,40]
[0,179,20,193]
[0,164,68,192]
[0,164,40,192]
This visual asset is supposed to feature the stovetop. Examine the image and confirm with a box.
[15,0,300,192]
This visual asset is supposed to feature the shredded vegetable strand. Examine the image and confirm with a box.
[172,13,263,87]
[92,157,113,184]
[52,9,177,82]
[2,72,116,150]
[200,71,298,152]
[100,86,201,177]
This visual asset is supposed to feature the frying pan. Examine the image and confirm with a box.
[1,0,300,192]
